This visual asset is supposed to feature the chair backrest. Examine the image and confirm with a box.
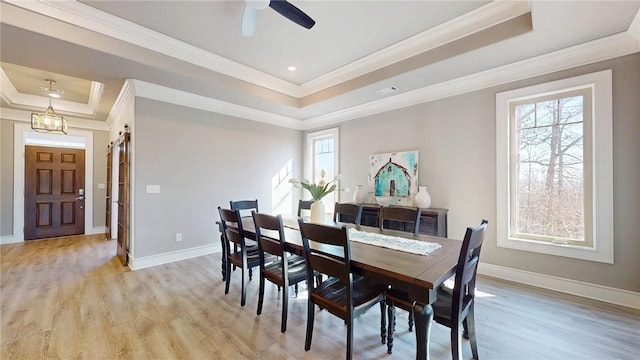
[379,206,422,235]
[230,199,259,218]
[298,219,352,287]
[333,203,363,225]
[452,220,488,315]
[252,211,288,265]
[297,199,314,217]
[218,207,249,255]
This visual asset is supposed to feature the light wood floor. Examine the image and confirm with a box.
[1,235,639,359]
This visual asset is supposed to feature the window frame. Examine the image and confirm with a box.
[496,70,613,263]
[305,127,340,204]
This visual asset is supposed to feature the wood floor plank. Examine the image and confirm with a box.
[1,234,639,359]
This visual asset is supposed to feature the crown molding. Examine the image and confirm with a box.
[106,79,136,131]
[117,29,638,132]
[0,66,104,116]
[4,0,299,97]
[629,7,640,41]
[0,107,109,131]
[301,30,640,130]
[298,0,531,97]
[4,0,530,100]
[130,80,303,130]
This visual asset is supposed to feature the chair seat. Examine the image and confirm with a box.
[432,286,473,325]
[229,250,274,268]
[312,276,386,314]
[263,256,308,285]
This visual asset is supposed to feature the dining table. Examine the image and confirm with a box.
[217,215,462,360]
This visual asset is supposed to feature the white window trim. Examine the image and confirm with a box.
[305,127,340,202]
[496,70,613,263]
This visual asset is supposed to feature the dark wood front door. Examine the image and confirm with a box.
[24,145,85,240]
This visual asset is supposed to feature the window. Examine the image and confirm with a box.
[306,128,340,209]
[496,70,613,263]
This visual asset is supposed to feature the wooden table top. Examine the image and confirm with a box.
[238,216,461,304]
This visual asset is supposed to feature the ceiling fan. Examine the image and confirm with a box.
[242,0,315,37]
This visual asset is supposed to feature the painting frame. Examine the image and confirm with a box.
[368,150,419,198]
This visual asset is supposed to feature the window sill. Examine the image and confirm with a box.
[497,236,613,264]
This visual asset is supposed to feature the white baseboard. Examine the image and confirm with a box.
[128,243,221,271]
[88,226,106,235]
[478,262,640,310]
[0,235,22,245]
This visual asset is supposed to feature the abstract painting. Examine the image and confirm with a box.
[368,150,419,197]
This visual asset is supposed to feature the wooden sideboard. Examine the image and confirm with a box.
[347,204,448,238]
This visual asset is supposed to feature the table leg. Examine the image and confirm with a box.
[413,302,433,360]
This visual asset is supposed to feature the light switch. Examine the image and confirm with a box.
[146,185,160,193]
[97,183,106,189]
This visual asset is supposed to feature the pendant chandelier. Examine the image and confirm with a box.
[31,79,68,135]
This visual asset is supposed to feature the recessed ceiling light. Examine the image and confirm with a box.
[288,66,297,71]
[375,86,399,96]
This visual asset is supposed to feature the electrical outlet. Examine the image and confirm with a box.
[175,233,183,242]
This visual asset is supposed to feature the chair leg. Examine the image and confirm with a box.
[281,284,289,333]
[346,318,353,360]
[257,273,265,315]
[380,302,386,344]
[240,264,248,307]
[463,318,470,339]
[224,259,232,294]
[220,235,227,281]
[451,322,464,360]
[387,302,395,354]
[408,310,414,332]
[305,300,315,351]
[249,268,253,281]
[294,283,299,296]
[467,305,479,360]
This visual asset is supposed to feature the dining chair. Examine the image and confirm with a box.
[298,219,387,360]
[252,211,307,333]
[385,220,489,360]
[332,202,363,226]
[218,207,266,307]
[229,199,260,277]
[297,199,314,217]
[379,206,422,235]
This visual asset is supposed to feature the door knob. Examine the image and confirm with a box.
[75,196,85,200]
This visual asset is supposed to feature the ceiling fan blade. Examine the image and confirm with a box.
[242,5,260,37]
[268,0,315,29]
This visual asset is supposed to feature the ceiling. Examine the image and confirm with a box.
[1,0,639,131]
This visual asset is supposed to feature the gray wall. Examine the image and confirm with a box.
[133,98,302,258]
[92,130,108,227]
[0,119,108,236]
[324,54,640,292]
[1,120,14,236]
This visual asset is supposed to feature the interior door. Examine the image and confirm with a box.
[105,147,112,240]
[24,145,85,240]
[116,133,130,265]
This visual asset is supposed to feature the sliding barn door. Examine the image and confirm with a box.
[105,147,112,240]
[116,133,131,265]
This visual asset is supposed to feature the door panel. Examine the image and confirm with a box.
[116,133,130,265]
[105,148,112,240]
[24,146,85,240]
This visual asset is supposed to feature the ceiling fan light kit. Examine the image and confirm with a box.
[242,0,315,37]
[31,79,68,135]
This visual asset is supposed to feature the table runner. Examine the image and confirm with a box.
[347,228,441,255]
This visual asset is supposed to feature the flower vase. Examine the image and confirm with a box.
[353,185,367,203]
[310,200,325,223]
[414,186,432,208]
